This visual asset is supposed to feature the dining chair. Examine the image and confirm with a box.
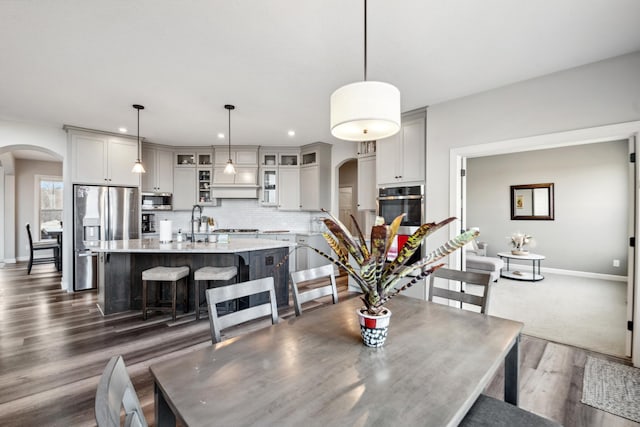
[429,269,563,426]
[461,394,562,426]
[205,277,279,344]
[95,355,148,427]
[428,267,492,313]
[26,223,60,274]
[290,264,338,316]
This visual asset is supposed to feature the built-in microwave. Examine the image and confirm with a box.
[141,192,172,211]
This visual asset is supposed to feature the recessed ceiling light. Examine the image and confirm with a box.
[118,127,127,133]
[288,130,295,137]
[218,133,225,139]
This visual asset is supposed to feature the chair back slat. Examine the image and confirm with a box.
[205,277,278,343]
[95,355,147,427]
[290,264,338,316]
[428,267,492,314]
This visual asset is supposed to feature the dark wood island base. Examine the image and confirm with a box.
[94,239,291,316]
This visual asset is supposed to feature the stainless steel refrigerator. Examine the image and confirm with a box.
[73,185,139,291]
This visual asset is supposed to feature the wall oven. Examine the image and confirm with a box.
[378,185,424,263]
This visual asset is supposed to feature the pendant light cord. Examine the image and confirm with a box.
[228,106,231,159]
[364,0,367,82]
[137,107,141,159]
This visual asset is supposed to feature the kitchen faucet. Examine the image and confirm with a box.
[191,204,202,242]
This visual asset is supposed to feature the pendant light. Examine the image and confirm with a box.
[330,0,400,142]
[223,104,236,175]
[131,104,146,173]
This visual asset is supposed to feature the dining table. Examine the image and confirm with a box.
[150,295,523,427]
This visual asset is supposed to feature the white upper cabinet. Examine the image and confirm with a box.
[376,108,426,186]
[172,167,197,210]
[213,146,258,186]
[299,142,331,211]
[70,129,140,186]
[278,167,300,210]
[258,147,300,208]
[141,146,173,193]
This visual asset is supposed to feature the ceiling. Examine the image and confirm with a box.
[1,0,639,150]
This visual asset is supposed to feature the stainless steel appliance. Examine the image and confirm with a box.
[141,192,172,210]
[73,185,139,291]
[378,185,424,263]
[141,213,156,234]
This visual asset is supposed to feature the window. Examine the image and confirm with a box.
[37,176,63,239]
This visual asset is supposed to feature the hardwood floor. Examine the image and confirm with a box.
[0,263,637,426]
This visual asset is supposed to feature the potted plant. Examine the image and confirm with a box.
[307,212,479,347]
[510,232,533,255]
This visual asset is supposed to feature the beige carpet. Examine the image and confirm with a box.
[483,273,628,357]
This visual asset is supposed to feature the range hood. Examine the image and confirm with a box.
[210,184,259,199]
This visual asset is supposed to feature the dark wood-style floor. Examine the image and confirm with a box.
[0,263,637,427]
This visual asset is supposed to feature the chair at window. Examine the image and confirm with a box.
[428,267,492,313]
[26,223,60,274]
[290,264,338,316]
[95,355,148,427]
[205,277,279,344]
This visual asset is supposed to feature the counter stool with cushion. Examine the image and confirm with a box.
[142,266,190,321]
[194,266,238,320]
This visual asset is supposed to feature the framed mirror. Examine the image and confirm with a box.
[510,183,554,220]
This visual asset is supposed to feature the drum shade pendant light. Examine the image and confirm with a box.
[131,104,146,173]
[223,104,236,175]
[330,0,400,142]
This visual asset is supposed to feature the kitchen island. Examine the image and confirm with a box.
[91,238,293,315]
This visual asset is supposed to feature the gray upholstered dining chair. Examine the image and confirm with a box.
[290,264,338,316]
[26,223,60,274]
[205,277,279,344]
[428,267,492,313]
[95,355,147,427]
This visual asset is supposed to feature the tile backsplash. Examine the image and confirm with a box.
[153,199,319,233]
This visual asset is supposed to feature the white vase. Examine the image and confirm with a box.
[357,307,392,348]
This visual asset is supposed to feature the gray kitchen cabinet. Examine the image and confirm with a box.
[69,128,140,186]
[376,108,426,186]
[172,167,197,210]
[141,146,173,192]
[299,142,331,211]
[295,234,330,272]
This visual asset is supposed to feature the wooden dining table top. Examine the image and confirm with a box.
[150,296,523,427]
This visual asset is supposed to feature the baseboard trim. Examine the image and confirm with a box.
[3,258,17,264]
[507,263,627,282]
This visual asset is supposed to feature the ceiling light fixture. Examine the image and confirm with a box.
[223,104,236,175]
[330,0,400,142]
[131,104,145,174]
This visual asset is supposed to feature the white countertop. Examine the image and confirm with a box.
[89,238,295,253]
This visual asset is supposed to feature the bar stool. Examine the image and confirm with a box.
[142,266,190,321]
[194,266,238,320]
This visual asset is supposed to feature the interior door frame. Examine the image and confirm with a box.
[449,120,640,366]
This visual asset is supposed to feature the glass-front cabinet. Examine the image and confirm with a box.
[198,168,212,203]
[176,152,196,167]
[262,169,277,205]
[197,152,212,166]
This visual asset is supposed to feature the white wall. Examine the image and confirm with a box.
[427,51,640,243]
[467,141,628,275]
